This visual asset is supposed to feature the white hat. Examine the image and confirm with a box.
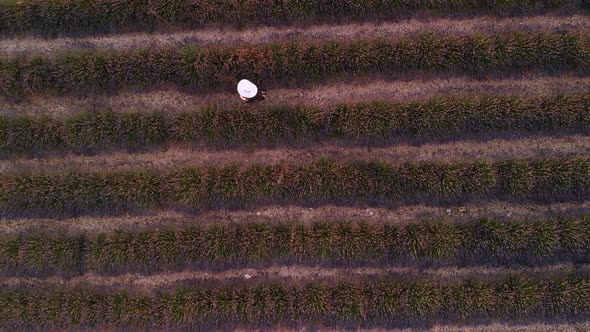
[237,79,258,98]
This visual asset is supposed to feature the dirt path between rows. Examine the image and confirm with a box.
[346,322,590,332]
[1,135,588,173]
[1,262,586,288]
[367,323,590,332]
[385,323,590,332]
[2,75,589,118]
[2,201,589,234]
[1,15,588,56]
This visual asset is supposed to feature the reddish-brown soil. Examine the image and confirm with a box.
[1,75,589,117]
[375,323,590,332]
[2,11,590,331]
[1,135,587,172]
[2,201,589,234]
[1,15,587,55]
[1,263,586,288]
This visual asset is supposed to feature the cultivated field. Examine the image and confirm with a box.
[1,0,590,330]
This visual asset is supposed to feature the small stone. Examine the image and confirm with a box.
[459,207,467,213]
[446,209,452,215]
[244,274,252,280]
[256,211,261,216]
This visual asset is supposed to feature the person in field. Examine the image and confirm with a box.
[237,79,267,103]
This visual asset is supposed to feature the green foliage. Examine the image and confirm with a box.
[1,158,589,216]
[64,111,167,150]
[1,93,589,154]
[0,0,581,37]
[0,233,83,276]
[1,276,589,328]
[0,115,65,152]
[2,217,589,276]
[0,170,161,215]
[2,32,590,95]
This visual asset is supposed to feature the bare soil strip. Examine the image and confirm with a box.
[196,323,590,332]
[2,201,589,234]
[363,323,590,332]
[2,75,589,118]
[274,323,590,332]
[1,262,587,288]
[1,15,588,56]
[1,135,588,173]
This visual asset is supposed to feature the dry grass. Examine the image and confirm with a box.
[4,76,590,118]
[1,134,588,175]
[3,15,590,55]
[2,201,590,235]
[2,263,588,289]
[2,3,590,330]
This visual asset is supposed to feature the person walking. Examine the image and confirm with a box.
[237,79,266,103]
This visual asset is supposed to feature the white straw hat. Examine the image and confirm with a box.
[237,79,258,98]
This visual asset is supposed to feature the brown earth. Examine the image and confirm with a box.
[1,135,588,173]
[1,7,589,332]
[2,201,589,234]
[1,75,589,118]
[218,323,590,332]
[367,323,590,332]
[1,262,587,288]
[1,15,588,56]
